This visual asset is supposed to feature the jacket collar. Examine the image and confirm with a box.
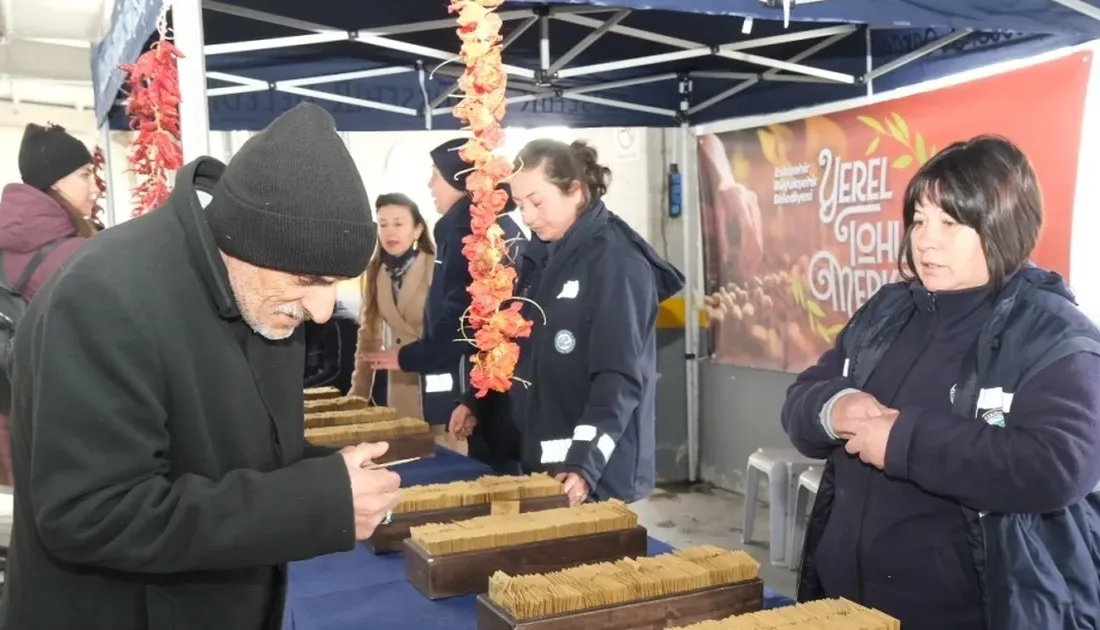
[168,157,240,321]
[435,196,471,235]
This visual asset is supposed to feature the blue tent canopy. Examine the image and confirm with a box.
[93,0,1099,131]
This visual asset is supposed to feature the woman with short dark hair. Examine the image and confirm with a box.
[782,135,1100,630]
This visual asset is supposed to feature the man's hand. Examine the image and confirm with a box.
[830,392,896,439]
[449,404,477,439]
[340,442,401,539]
[555,472,590,507]
[844,414,898,470]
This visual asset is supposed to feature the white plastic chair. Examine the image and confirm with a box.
[787,466,823,572]
[742,447,822,567]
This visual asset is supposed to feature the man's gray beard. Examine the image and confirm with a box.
[243,311,297,341]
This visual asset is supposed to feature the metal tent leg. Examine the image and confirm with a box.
[679,120,700,483]
[173,0,211,162]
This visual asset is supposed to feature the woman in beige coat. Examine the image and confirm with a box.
[349,193,466,453]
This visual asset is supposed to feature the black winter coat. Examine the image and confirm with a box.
[0,158,361,630]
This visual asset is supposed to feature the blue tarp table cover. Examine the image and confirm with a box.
[282,448,795,630]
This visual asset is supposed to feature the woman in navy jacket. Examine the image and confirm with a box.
[365,139,525,445]
[782,135,1100,630]
[450,139,684,505]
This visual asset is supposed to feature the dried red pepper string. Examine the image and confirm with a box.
[92,146,107,214]
[121,29,184,217]
[449,0,533,396]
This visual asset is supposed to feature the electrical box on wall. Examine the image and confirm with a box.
[668,164,682,218]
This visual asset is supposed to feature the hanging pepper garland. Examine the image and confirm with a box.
[449,0,534,396]
[120,11,184,217]
[91,146,107,220]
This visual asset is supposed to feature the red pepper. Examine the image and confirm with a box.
[120,39,184,216]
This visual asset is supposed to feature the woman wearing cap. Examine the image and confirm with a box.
[364,139,525,459]
[0,123,98,485]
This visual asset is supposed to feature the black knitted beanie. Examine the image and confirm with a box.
[18,123,93,191]
[206,103,376,278]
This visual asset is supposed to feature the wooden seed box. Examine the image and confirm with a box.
[312,431,436,464]
[475,578,764,630]
[404,525,650,600]
[365,494,570,554]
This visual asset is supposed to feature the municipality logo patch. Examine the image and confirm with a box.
[554,330,576,354]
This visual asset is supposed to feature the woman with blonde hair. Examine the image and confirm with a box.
[350,193,464,451]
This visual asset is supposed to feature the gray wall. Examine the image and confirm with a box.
[654,329,690,483]
[654,331,798,493]
[698,362,796,493]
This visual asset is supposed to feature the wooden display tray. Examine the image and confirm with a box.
[365,494,571,554]
[404,525,650,600]
[313,431,436,464]
[476,578,764,630]
[303,387,341,401]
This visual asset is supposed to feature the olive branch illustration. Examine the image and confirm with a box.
[858,112,938,168]
[789,272,845,344]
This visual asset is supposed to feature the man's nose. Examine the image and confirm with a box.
[301,284,338,324]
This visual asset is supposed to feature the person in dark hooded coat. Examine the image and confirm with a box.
[363,138,527,453]
[0,123,97,484]
[2,104,400,630]
[450,139,684,505]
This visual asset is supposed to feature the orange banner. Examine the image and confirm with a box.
[698,51,1091,373]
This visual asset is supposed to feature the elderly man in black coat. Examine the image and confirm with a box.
[0,104,400,630]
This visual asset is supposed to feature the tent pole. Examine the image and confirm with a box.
[539,12,551,74]
[1051,0,1100,23]
[173,0,211,162]
[678,77,700,484]
[97,122,118,227]
[417,60,432,130]
[865,25,874,97]
[689,30,852,116]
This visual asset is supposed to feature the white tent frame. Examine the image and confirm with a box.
[143,0,992,482]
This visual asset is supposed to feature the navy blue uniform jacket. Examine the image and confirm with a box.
[397,197,527,424]
[468,202,683,502]
[783,265,1100,630]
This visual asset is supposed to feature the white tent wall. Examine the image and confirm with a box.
[691,39,1100,494]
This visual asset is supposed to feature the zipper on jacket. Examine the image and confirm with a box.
[854,293,937,602]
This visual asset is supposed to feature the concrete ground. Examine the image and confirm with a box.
[633,482,799,598]
[0,484,798,598]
